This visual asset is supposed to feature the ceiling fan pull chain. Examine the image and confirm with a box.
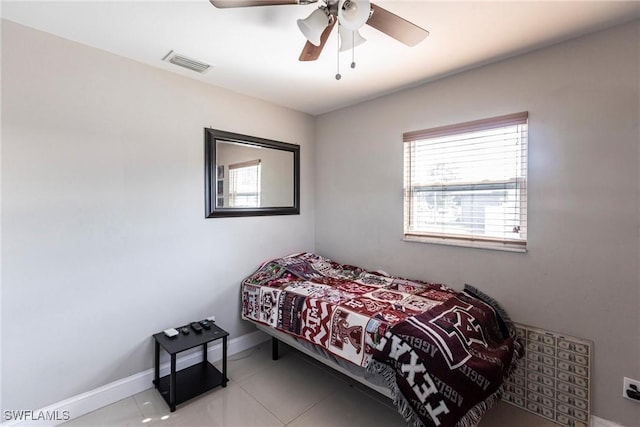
[351,31,356,69]
[336,23,342,80]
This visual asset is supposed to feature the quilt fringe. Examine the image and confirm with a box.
[459,330,525,427]
[368,360,424,427]
[463,284,525,379]
[369,286,525,427]
[368,359,515,427]
[463,284,515,330]
[454,385,504,427]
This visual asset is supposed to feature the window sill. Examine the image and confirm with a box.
[403,235,527,253]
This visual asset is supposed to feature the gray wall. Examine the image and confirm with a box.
[315,21,640,426]
[1,20,315,412]
[2,16,640,427]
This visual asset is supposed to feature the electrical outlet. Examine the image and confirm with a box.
[623,377,640,402]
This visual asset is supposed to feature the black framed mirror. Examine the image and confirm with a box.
[205,128,300,218]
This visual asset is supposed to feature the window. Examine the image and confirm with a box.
[228,159,261,207]
[403,112,528,252]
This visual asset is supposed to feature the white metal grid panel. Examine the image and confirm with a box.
[503,323,592,427]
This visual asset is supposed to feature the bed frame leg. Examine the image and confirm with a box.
[272,337,279,361]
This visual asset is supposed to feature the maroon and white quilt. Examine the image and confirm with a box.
[242,252,460,367]
[241,253,522,426]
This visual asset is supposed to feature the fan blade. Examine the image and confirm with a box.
[367,3,429,47]
[210,0,301,8]
[299,20,336,62]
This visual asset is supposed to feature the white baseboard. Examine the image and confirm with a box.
[2,330,269,427]
[591,415,626,427]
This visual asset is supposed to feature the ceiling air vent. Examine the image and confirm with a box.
[162,50,212,73]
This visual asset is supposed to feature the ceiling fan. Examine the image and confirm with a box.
[209,0,429,77]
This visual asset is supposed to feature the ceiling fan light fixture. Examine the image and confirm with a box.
[338,26,366,52]
[337,0,370,31]
[297,8,330,46]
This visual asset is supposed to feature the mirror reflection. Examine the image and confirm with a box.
[215,141,294,208]
[204,128,300,218]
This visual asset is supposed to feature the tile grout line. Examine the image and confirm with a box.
[238,349,349,426]
[131,393,151,424]
[284,393,333,427]
[233,378,287,426]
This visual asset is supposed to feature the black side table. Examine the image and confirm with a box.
[152,323,229,412]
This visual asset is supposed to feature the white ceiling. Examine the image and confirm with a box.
[2,1,639,115]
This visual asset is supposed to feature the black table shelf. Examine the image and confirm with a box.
[153,361,224,408]
[152,323,228,412]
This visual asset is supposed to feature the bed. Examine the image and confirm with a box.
[241,252,522,427]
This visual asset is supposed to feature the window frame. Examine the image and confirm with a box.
[403,112,528,252]
[228,159,262,208]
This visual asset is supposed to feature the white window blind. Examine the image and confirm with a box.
[229,159,261,208]
[403,112,528,251]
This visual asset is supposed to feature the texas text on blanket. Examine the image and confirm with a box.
[371,291,522,427]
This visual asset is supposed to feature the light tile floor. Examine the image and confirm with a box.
[64,343,557,427]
